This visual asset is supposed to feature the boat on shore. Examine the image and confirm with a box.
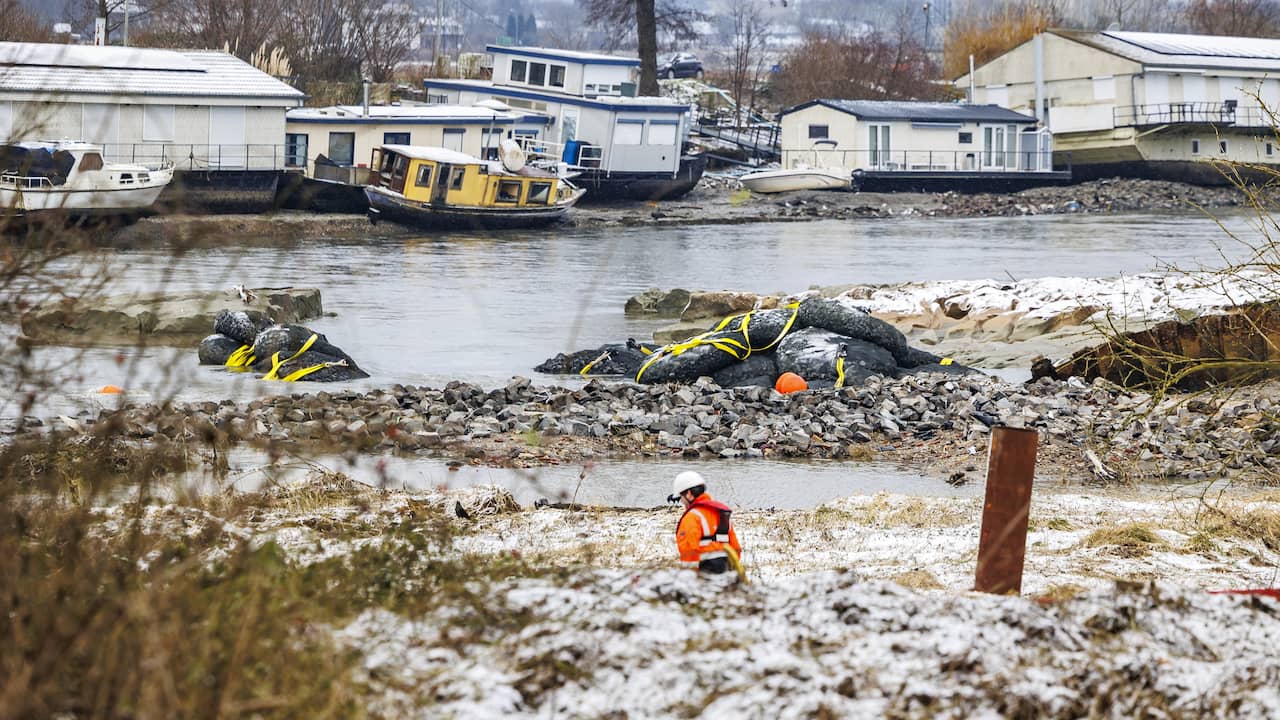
[364,142,585,230]
[739,166,851,194]
[0,141,174,216]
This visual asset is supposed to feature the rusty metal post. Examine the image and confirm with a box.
[974,426,1038,595]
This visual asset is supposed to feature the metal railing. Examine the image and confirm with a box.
[695,122,781,159]
[1113,102,1275,128]
[781,148,1064,173]
[96,143,290,171]
[0,174,55,189]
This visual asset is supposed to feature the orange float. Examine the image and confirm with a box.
[98,384,124,394]
[774,372,808,394]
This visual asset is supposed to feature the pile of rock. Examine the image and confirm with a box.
[67,372,1280,481]
[198,310,370,383]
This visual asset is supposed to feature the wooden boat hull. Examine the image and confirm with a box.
[740,168,850,193]
[365,185,583,230]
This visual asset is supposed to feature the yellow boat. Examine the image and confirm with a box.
[364,143,585,230]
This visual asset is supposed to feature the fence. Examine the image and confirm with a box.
[1113,102,1274,128]
[780,148,1063,173]
[96,143,290,171]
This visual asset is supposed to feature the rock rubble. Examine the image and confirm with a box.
[38,372,1280,483]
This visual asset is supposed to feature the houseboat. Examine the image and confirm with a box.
[422,46,706,202]
[363,143,584,230]
[0,141,174,216]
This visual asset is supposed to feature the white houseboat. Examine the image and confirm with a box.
[1,141,173,217]
[422,46,705,202]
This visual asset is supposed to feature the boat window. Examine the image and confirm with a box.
[529,62,546,86]
[496,180,522,203]
[510,59,527,82]
[449,167,466,190]
[384,132,410,145]
[392,154,408,179]
[550,65,566,88]
[79,152,104,171]
[527,181,551,204]
[119,172,134,185]
[415,163,433,187]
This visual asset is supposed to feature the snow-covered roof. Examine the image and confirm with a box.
[486,45,640,67]
[783,100,1036,124]
[287,104,546,123]
[0,42,304,103]
[423,78,692,113]
[1053,29,1280,72]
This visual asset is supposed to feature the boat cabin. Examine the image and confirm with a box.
[0,141,162,190]
[369,144,565,208]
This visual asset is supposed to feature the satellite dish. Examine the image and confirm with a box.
[474,98,512,111]
[499,138,526,172]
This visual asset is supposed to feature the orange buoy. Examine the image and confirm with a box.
[774,372,808,394]
[98,384,123,394]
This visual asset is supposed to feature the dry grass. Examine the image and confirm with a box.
[1081,523,1170,557]
[1194,501,1280,553]
[1036,583,1088,603]
[891,569,945,591]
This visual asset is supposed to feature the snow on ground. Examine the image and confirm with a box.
[824,268,1278,326]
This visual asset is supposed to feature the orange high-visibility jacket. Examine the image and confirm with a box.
[676,494,742,566]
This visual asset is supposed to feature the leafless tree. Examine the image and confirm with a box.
[725,0,773,125]
[1088,0,1181,31]
[141,0,287,57]
[1187,0,1280,36]
[351,0,422,83]
[578,0,706,94]
[0,0,56,42]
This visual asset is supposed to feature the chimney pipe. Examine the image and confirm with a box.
[1034,33,1045,122]
[362,78,371,117]
[968,54,975,103]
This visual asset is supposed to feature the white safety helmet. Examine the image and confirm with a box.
[671,470,706,499]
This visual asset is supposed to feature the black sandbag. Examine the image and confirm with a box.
[776,328,896,385]
[249,324,358,372]
[636,307,799,384]
[797,298,927,366]
[896,360,979,378]
[214,309,270,346]
[197,333,243,365]
[712,353,778,388]
[269,350,371,382]
[534,341,658,376]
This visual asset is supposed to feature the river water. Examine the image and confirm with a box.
[8,209,1266,504]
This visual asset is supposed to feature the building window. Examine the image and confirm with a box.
[285,133,308,167]
[328,132,355,166]
[807,124,829,139]
[1219,140,1228,154]
[615,120,644,145]
[550,65,566,88]
[529,62,547,86]
[1191,139,1200,155]
[414,163,433,187]
[384,132,410,145]
[1268,142,1274,157]
[510,59,527,82]
[648,121,678,145]
[428,93,450,104]
[958,131,973,144]
[442,128,465,152]
[481,128,504,160]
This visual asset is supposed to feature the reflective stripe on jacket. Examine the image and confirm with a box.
[676,494,741,565]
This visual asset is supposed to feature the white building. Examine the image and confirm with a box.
[955,29,1280,183]
[423,46,704,201]
[0,42,303,171]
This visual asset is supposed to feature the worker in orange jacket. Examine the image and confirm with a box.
[669,471,744,577]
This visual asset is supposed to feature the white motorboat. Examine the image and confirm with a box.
[0,141,174,215]
[739,166,851,193]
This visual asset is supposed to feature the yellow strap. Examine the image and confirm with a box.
[224,344,255,368]
[634,303,800,383]
[579,350,610,376]
[262,333,318,381]
[754,303,799,353]
[835,356,846,388]
[640,346,653,356]
[725,546,749,584]
[940,357,954,366]
[280,362,329,382]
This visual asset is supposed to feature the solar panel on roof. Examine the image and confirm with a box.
[0,42,202,72]
[1105,31,1280,61]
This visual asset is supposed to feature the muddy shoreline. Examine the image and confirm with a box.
[110,177,1249,244]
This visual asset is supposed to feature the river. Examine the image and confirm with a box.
[6,210,1267,503]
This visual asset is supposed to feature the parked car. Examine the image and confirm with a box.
[658,53,704,80]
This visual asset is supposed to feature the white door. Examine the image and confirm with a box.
[560,107,579,145]
[1182,75,1207,103]
[983,126,1006,168]
[82,103,120,158]
[209,106,247,169]
[1144,73,1170,108]
[867,124,890,168]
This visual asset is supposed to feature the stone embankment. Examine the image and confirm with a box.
[39,372,1280,484]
